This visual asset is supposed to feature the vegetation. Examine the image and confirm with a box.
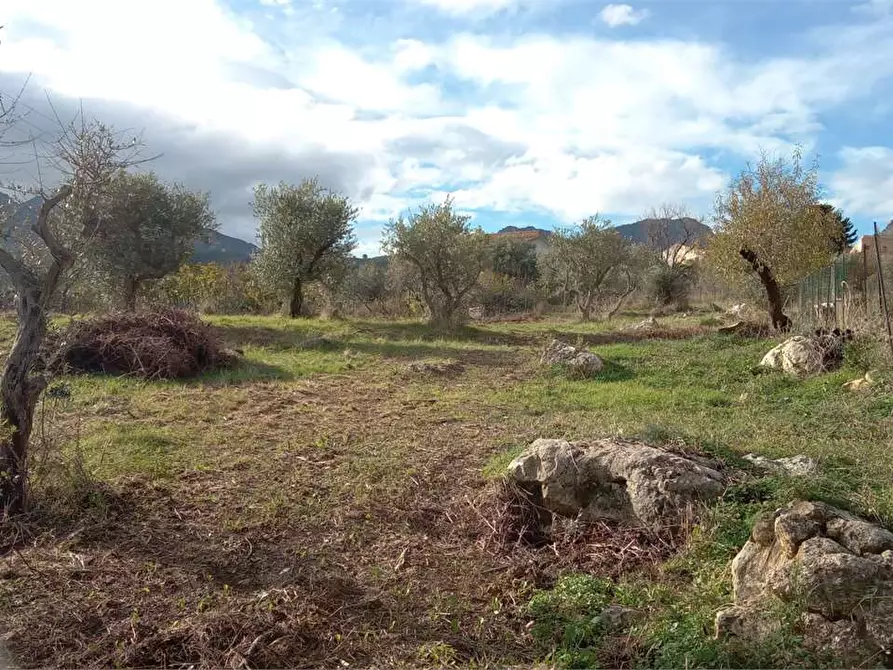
[541,216,636,319]
[89,171,216,310]
[383,197,488,327]
[708,151,839,331]
[1,312,890,668]
[250,178,358,318]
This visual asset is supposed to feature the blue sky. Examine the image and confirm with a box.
[2,0,893,255]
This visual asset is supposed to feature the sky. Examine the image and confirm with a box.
[1,0,893,256]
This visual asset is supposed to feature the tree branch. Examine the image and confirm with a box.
[31,184,73,265]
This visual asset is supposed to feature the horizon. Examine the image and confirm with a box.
[2,0,893,256]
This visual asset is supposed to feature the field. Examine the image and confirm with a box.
[1,312,892,668]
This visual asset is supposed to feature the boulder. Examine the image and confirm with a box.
[760,336,824,376]
[541,339,604,379]
[743,453,817,477]
[506,438,725,528]
[716,500,893,665]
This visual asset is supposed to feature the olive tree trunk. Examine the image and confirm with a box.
[288,277,303,318]
[740,248,792,332]
[0,186,73,517]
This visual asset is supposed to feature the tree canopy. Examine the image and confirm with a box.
[250,178,357,318]
[88,171,216,310]
[541,215,635,320]
[708,150,839,330]
[382,197,488,326]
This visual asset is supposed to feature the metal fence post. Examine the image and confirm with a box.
[872,221,893,357]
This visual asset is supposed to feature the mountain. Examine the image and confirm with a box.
[191,230,258,264]
[614,217,713,247]
[494,218,712,249]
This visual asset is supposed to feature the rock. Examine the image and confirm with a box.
[717,500,893,665]
[760,336,824,376]
[406,359,464,375]
[597,605,642,632]
[743,453,817,477]
[843,371,875,392]
[726,303,747,318]
[541,339,604,379]
[506,438,725,528]
[633,317,658,331]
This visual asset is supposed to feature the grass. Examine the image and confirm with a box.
[1,311,891,668]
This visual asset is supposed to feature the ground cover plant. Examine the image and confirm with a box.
[1,311,891,668]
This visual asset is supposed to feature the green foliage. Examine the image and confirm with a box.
[382,197,488,326]
[343,261,389,313]
[647,263,696,308]
[250,178,357,317]
[150,262,275,314]
[816,203,857,254]
[475,270,542,315]
[708,151,838,291]
[527,574,614,668]
[489,236,539,282]
[88,171,216,309]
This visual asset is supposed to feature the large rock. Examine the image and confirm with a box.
[760,336,824,376]
[506,438,726,528]
[716,500,893,665]
[541,339,604,378]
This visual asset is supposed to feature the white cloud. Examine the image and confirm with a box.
[598,4,649,27]
[829,147,893,218]
[413,0,518,16]
[1,0,893,252]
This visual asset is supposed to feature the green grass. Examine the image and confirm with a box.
[4,312,892,668]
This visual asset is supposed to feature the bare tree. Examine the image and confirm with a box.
[0,111,144,516]
[643,203,703,267]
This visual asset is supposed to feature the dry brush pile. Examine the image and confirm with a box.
[47,309,238,380]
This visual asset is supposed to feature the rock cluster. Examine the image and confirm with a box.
[717,501,893,665]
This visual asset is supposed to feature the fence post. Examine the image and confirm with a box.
[872,221,893,358]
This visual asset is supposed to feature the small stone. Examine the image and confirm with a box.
[597,605,641,632]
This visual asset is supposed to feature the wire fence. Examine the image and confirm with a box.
[790,226,893,348]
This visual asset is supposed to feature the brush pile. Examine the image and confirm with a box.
[50,309,238,380]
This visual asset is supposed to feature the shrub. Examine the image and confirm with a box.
[50,309,237,380]
[647,264,696,309]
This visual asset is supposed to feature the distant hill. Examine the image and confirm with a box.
[192,230,257,264]
[494,218,712,249]
[614,217,712,247]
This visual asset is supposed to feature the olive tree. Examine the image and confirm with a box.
[251,178,357,318]
[90,171,216,310]
[540,215,633,320]
[382,197,488,327]
[0,114,145,516]
[708,151,839,331]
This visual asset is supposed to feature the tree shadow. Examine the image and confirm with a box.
[592,360,636,382]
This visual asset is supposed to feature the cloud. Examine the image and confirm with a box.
[829,147,893,219]
[598,4,649,27]
[412,0,519,16]
[1,0,893,254]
